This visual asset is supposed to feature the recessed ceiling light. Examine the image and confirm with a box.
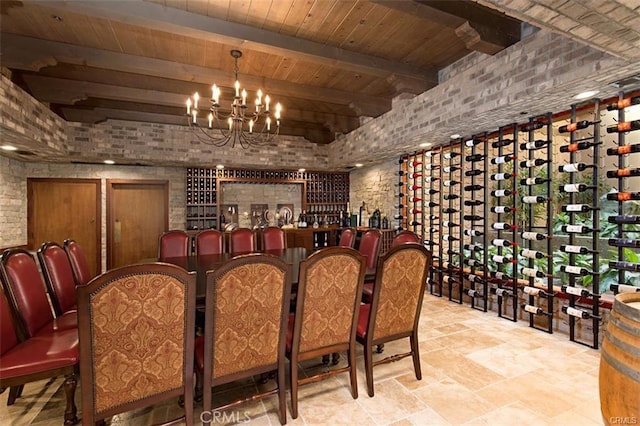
[103,160,115,165]
[298,168,306,172]
[355,163,363,168]
[450,134,460,139]
[1,145,18,151]
[419,142,431,148]
[216,164,224,169]
[573,90,599,100]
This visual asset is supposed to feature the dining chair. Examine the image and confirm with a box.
[37,242,78,316]
[158,229,190,260]
[195,229,224,256]
[262,226,287,251]
[356,244,431,397]
[358,229,382,304]
[391,230,420,247]
[229,228,257,254]
[76,263,196,425]
[287,247,366,419]
[338,228,356,248]
[63,239,93,286]
[195,254,292,425]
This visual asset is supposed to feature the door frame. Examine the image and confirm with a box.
[106,179,169,269]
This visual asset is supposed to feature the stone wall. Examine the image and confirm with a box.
[349,159,398,228]
[220,183,302,228]
[0,155,27,248]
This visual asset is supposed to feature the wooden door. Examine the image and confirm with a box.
[107,180,168,269]
[28,178,101,277]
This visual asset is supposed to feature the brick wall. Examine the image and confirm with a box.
[0,155,27,248]
[349,159,398,228]
[220,183,302,228]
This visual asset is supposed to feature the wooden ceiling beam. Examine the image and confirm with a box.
[25,0,437,84]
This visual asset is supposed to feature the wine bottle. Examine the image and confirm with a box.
[411,196,423,202]
[427,202,440,207]
[561,285,591,298]
[522,304,546,315]
[609,261,640,272]
[558,120,593,133]
[522,267,545,278]
[443,165,459,173]
[464,288,482,298]
[520,158,549,168]
[425,151,437,157]
[520,121,544,132]
[423,163,437,171]
[607,192,640,201]
[495,287,512,297]
[395,170,407,176]
[558,162,588,173]
[398,158,407,164]
[442,207,458,214]
[492,254,513,264]
[491,271,511,281]
[442,234,459,241]
[606,96,640,110]
[606,120,640,133]
[409,221,421,226]
[607,168,640,178]
[393,214,404,220]
[520,140,549,150]
[491,189,513,197]
[443,180,459,186]
[442,221,460,228]
[520,248,545,259]
[424,176,440,183]
[464,214,483,221]
[561,224,593,234]
[464,258,482,267]
[444,194,459,200]
[562,305,590,319]
[464,200,484,206]
[411,160,423,167]
[411,185,422,191]
[491,206,512,214]
[608,238,640,248]
[395,204,406,209]
[412,172,423,179]
[521,232,547,240]
[465,169,483,177]
[491,139,513,148]
[464,229,483,236]
[466,154,486,162]
[559,141,595,152]
[443,152,459,159]
[490,172,514,181]
[492,239,514,247]
[428,228,439,233]
[427,189,440,195]
[522,286,550,297]
[560,244,591,254]
[411,208,422,214]
[491,154,514,164]
[561,204,591,212]
[446,249,460,256]
[492,222,515,230]
[560,265,589,276]
[559,183,591,193]
[395,182,406,187]
[464,243,483,252]
[522,195,546,204]
[428,214,439,220]
[608,215,640,224]
[464,184,484,191]
[610,283,640,293]
[521,177,549,185]
[607,144,640,156]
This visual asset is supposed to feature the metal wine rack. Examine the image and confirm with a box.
[441,139,464,303]
[396,156,409,231]
[409,153,424,236]
[425,149,442,296]
[519,113,554,333]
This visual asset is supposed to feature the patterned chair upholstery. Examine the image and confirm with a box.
[76,263,196,425]
[37,242,78,316]
[262,227,287,251]
[63,239,93,286]
[338,228,357,248]
[287,247,366,419]
[229,228,257,254]
[356,244,431,397]
[195,254,292,425]
[391,230,420,247]
[158,230,190,260]
[195,229,224,257]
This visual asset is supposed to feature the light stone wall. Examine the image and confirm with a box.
[349,159,398,228]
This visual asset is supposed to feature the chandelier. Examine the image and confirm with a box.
[185,49,282,148]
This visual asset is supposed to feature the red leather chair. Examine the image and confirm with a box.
[392,230,420,247]
[195,229,224,257]
[158,230,190,260]
[358,230,382,304]
[0,288,78,423]
[63,239,93,286]
[338,228,356,248]
[0,249,77,336]
[229,228,256,254]
[37,242,78,316]
[262,227,287,251]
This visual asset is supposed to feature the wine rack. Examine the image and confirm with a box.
[489,124,519,322]
[441,139,464,304]
[606,90,640,297]
[556,103,602,349]
[462,133,488,312]
[425,148,442,296]
[519,113,554,333]
[186,167,218,230]
[396,156,409,231]
[408,153,424,236]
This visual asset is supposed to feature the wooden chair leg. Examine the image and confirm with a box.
[7,385,21,405]
[321,354,330,365]
[331,352,340,365]
[195,369,203,403]
[376,344,384,353]
[410,333,422,380]
[277,365,287,425]
[290,358,299,419]
[364,344,374,397]
[348,348,358,399]
[62,374,78,425]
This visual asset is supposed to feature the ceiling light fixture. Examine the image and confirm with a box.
[419,142,431,148]
[185,50,282,148]
[450,133,461,139]
[1,145,18,151]
[103,159,115,165]
[573,90,599,100]
[355,163,364,168]
[216,164,225,169]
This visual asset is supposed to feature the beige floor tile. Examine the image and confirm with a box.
[422,348,505,391]
[462,401,552,426]
[355,379,426,424]
[402,407,451,425]
[465,342,548,378]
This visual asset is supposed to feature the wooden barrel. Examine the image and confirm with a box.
[600,292,640,424]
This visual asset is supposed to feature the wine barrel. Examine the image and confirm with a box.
[600,292,640,424]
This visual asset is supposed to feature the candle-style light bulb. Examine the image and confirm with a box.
[241,89,247,106]
[192,109,197,124]
[193,92,199,110]
[265,95,270,112]
[186,98,191,115]
[275,103,281,119]
[257,89,263,105]
[266,116,271,131]
[255,98,260,112]
[228,117,233,130]
[212,84,217,101]
[235,81,240,97]
[208,113,213,128]
[249,119,254,133]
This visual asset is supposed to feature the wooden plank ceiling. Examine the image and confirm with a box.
[1,0,521,144]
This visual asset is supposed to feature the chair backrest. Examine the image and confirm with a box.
[195,229,224,256]
[0,249,54,338]
[338,228,356,248]
[292,247,366,354]
[229,228,256,254]
[203,254,291,382]
[0,289,20,355]
[76,263,196,424]
[367,244,431,341]
[37,242,77,315]
[63,239,93,286]
[358,229,382,270]
[391,231,420,247]
[158,230,190,260]
[262,227,286,251]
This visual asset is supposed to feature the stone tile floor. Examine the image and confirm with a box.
[1,295,604,425]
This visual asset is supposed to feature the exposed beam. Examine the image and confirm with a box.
[25,0,437,84]
[2,34,390,118]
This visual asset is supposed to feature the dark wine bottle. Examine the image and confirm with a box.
[442,207,458,214]
[491,206,512,214]
[427,189,440,195]
[428,214,439,220]
[521,232,547,240]
[465,169,483,177]
[424,176,440,183]
[443,165,459,173]
[520,158,549,168]
[606,96,640,110]
[561,285,591,298]
[412,172,423,179]
[411,196,423,202]
[491,189,513,197]
[464,214,483,221]
[520,140,549,150]
[393,214,404,220]
[490,172,514,181]
[410,208,422,214]
[558,163,588,173]
[464,287,483,298]
[442,221,460,228]
[424,163,439,170]
[610,284,640,293]
[443,180,459,187]
[560,265,589,276]
[464,229,483,237]
[608,238,640,248]
[609,261,640,272]
[606,120,640,133]
[465,154,486,162]
[444,194,459,200]
[443,152,459,159]
[558,120,593,133]
[562,305,590,319]
[491,154,514,165]
[395,170,407,176]
[491,139,513,148]
[607,144,640,156]
[411,185,422,191]
[559,141,595,152]
[464,258,482,267]
[607,192,640,201]
[464,184,484,191]
[395,204,405,209]
[607,168,640,178]
[608,215,640,224]
[464,200,484,206]
[442,234,459,241]
[520,121,544,132]
[427,202,440,208]
[464,244,483,252]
